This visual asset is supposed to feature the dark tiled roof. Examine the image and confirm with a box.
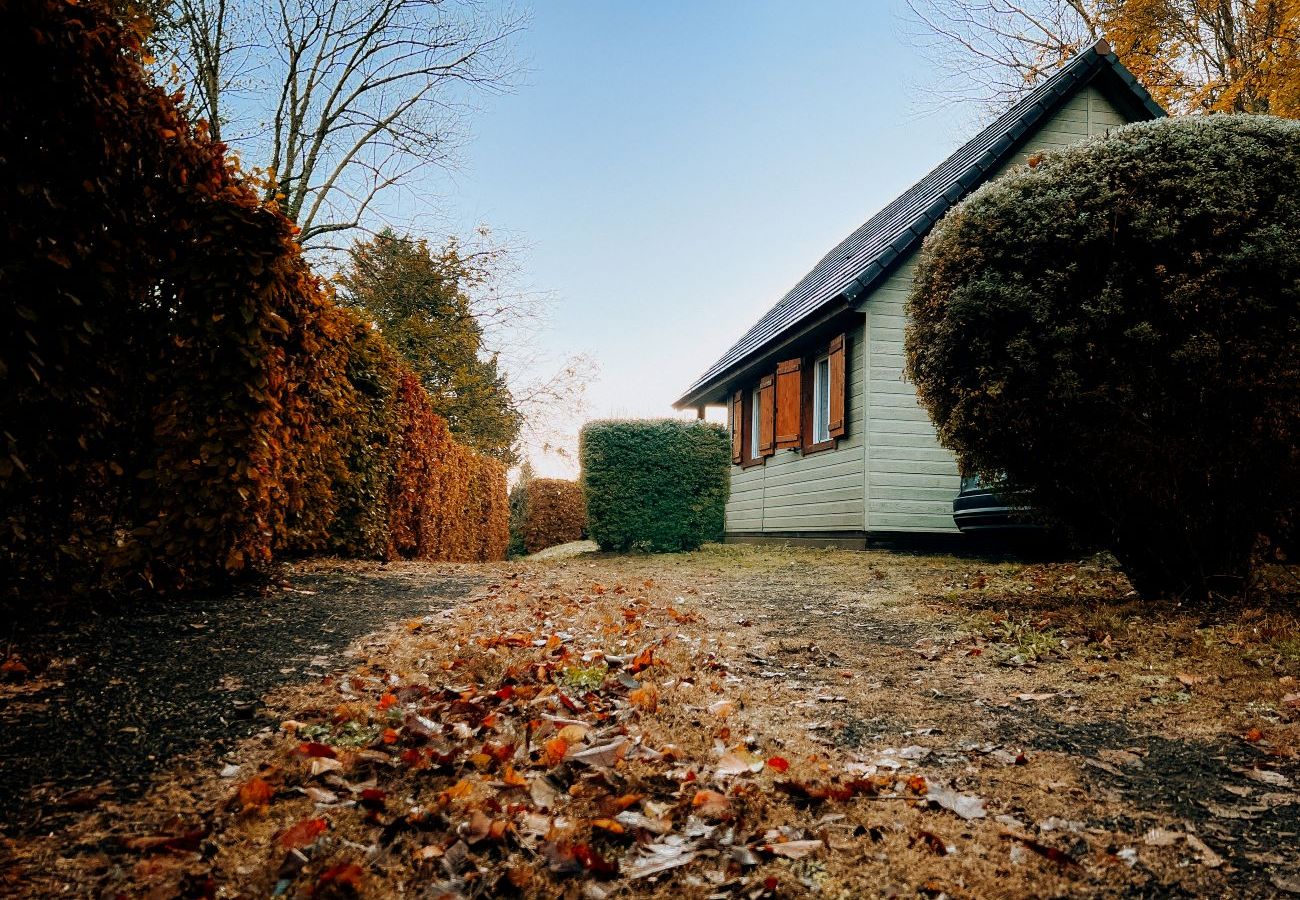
[676,39,1164,408]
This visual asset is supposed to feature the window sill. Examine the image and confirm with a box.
[740,457,766,469]
[801,439,838,456]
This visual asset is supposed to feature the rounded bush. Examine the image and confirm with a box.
[907,115,1300,600]
[580,420,729,553]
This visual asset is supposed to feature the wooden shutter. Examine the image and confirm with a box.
[757,374,776,457]
[774,358,802,450]
[827,334,847,439]
[730,390,743,465]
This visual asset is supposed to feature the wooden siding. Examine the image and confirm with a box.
[724,322,865,532]
[723,83,1134,536]
[860,84,1130,533]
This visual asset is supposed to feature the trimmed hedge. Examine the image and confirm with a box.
[906,115,1300,600]
[514,478,586,554]
[0,0,506,598]
[580,420,729,553]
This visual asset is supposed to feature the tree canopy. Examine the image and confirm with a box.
[339,230,522,466]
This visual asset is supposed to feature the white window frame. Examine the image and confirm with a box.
[750,386,761,460]
[812,354,831,444]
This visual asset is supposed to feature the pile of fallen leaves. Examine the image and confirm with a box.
[5,552,1297,899]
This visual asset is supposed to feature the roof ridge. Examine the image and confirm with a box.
[676,42,1163,408]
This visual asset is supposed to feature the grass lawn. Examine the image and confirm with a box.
[2,545,1298,898]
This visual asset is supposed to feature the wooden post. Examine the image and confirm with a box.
[696,406,705,420]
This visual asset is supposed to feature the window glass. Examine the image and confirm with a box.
[813,356,830,443]
[750,386,761,459]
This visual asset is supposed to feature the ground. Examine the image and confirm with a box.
[1,545,1298,899]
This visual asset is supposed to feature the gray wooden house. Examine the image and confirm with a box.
[674,40,1164,547]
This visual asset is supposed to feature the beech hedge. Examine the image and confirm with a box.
[906,115,1300,600]
[513,478,586,555]
[0,0,506,599]
[580,420,729,553]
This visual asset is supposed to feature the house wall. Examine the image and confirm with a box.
[723,82,1132,539]
[860,83,1130,533]
[724,320,866,534]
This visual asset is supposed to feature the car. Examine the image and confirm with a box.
[952,475,1042,534]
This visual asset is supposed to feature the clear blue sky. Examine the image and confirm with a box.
[439,0,980,472]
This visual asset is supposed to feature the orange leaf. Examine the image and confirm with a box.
[279,816,328,849]
[628,686,659,712]
[378,693,397,710]
[691,789,732,820]
[315,861,363,890]
[766,756,790,773]
[542,737,569,766]
[238,777,273,813]
[501,765,527,787]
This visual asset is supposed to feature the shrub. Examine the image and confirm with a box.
[906,115,1300,600]
[580,420,729,553]
[0,0,506,599]
[517,479,586,554]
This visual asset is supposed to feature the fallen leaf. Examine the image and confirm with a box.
[626,837,698,879]
[762,839,824,859]
[911,830,948,855]
[570,738,628,768]
[239,777,273,814]
[924,781,987,820]
[708,699,736,718]
[279,817,328,849]
[766,756,790,773]
[716,749,764,777]
[314,862,363,892]
[1144,827,1180,847]
[691,789,731,820]
[1184,833,1224,868]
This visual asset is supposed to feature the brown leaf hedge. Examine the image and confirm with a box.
[0,0,506,598]
[515,478,587,554]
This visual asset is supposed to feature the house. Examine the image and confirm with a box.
[673,39,1165,548]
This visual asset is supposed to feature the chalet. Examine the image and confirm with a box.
[674,40,1164,547]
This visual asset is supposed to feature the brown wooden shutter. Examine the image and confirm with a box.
[774,358,802,449]
[730,390,743,465]
[757,374,776,457]
[827,334,847,439]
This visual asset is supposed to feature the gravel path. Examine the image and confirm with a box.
[0,564,478,832]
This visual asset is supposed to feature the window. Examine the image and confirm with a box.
[750,385,762,460]
[812,354,830,444]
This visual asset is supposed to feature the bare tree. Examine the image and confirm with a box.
[905,0,1099,107]
[905,1,1300,116]
[163,0,523,245]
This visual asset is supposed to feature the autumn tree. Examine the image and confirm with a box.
[339,230,521,465]
[159,0,522,246]
[908,0,1300,116]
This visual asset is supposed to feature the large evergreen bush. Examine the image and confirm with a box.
[907,115,1300,600]
[580,420,729,553]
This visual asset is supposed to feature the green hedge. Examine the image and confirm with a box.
[580,420,729,552]
[906,115,1300,600]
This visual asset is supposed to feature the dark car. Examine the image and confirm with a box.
[952,475,1042,534]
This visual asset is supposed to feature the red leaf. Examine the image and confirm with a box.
[312,862,363,896]
[279,817,329,849]
[297,741,337,759]
[766,756,790,773]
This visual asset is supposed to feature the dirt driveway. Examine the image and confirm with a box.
[2,546,1297,899]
